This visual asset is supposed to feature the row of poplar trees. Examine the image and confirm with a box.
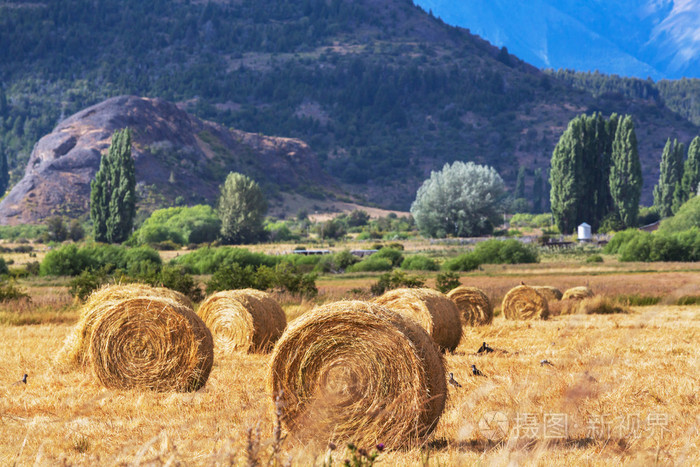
[550,113,641,234]
[653,136,700,218]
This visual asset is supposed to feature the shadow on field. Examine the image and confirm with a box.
[427,436,599,453]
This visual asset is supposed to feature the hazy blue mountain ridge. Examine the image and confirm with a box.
[415,0,700,79]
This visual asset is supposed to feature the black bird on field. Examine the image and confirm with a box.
[471,364,485,377]
[540,359,554,367]
[448,372,462,388]
[11,374,27,386]
[477,342,494,354]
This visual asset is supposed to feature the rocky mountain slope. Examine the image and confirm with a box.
[0,96,331,225]
[0,0,699,213]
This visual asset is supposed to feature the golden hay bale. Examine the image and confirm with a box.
[267,300,447,450]
[501,285,549,320]
[562,286,595,301]
[196,289,287,353]
[446,286,493,326]
[554,296,629,316]
[56,284,194,369]
[374,288,462,351]
[532,286,563,302]
[88,297,213,391]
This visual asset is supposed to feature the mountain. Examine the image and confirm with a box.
[415,0,700,80]
[0,0,699,215]
[0,96,331,225]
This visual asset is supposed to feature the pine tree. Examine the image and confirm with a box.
[676,136,700,207]
[653,138,684,217]
[532,168,544,213]
[0,142,9,197]
[514,166,526,199]
[609,115,642,227]
[90,128,136,243]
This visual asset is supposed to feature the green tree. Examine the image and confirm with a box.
[550,117,585,234]
[609,115,642,227]
[217,172,267,244]
[410,161,506,238]
[90,128,136,243]
[532,168,544,213]
[653,138,684,218]
[675,136,700,209]
[0,142,9,197]
[514,166,526,199]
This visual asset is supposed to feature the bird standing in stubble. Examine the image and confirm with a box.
[477,342,494,354]
[471,364,485,376]
[11,374,27,386]
[448,372,462,388]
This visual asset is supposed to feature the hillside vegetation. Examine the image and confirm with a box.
[0,0,699,209]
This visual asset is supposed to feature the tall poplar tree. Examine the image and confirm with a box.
[532,168,544,214]
[550,117,585,234]
[675,136,700,208]
[609,115,642,227]
[0,142,9,197]
[514,166,526,199]
[653,138,684,217]
[90,128,136,243]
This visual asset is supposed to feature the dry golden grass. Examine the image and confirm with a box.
[1,265,700,465]
[1,301,699,465]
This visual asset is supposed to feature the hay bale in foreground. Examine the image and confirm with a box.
[56,284,195,368]
[446,286,493,326]
[88,297,213,391]
[562,286,595,301]
[267,300,447,450]
[374,288,462,351]
[197,289,287,353]
[532,286,563,302]
[502,285,549,320]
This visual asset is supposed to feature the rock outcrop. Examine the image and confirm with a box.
[0,96,331,224]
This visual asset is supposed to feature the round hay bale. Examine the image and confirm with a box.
[446,286,493,326]
[532,286,563,302]
[56,284,194,369]
[267,300,447,450]
[196,289,287,354]
[502,285,549,320]
[374,288,462,351]
[88,297,213,391]
[562,286,595,301]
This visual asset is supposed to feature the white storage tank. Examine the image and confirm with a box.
[577,222,592,242]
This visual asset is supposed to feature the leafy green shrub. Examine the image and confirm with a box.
[0,257,8,276]
[604,229,641,254]
[0,280,29,302]
[658,196,700,233]
[435,271,461,293]
[613,228,700,262]
[25,261,40,276]
[124,246,163,276]
[172,247,278,274]
[205,263,273,294]
[347,256,393,273]
[40,244,95,276]
[585,254,604,263]
[313,250,359,273]
[153,265,204,302]
[370,271,425,296]
[442,253,480,272]
[401,254,439,271]
[372,248,404,267]
[472,239,538,264]
[68,268,109,302]
[135,205,221,245]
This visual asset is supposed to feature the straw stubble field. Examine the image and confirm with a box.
[1,297,699,465]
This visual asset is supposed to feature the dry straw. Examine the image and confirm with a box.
[196,289,287,353]
[446,286,493,326]
[532,286,563,302]
[562,286,595,300]
[88,296,213,391]
[374,288,462,351]
[267,300,447,450]
[502,285,549,320]
[56,284,194,368]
